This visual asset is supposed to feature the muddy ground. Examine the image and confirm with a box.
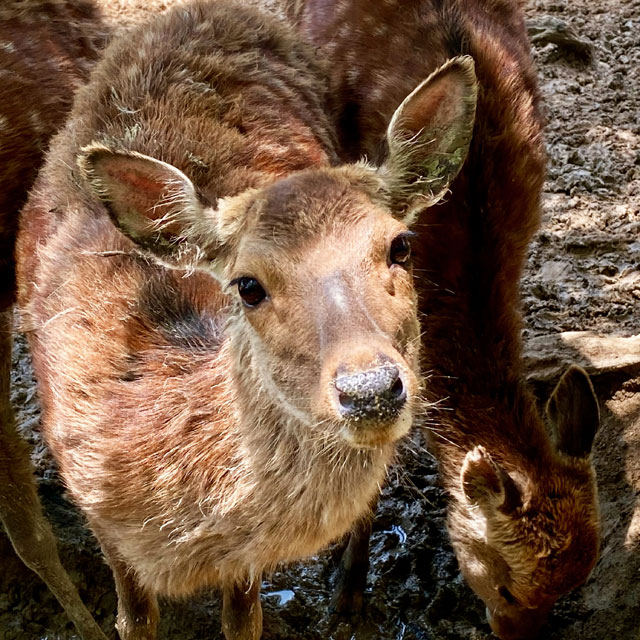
[1,0,639,638]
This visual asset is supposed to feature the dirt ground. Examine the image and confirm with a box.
[1,0,639,638]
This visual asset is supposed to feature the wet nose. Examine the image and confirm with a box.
[334,363,406,421]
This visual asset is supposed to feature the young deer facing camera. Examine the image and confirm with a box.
[16,2,476,638]
[291,1,601,638]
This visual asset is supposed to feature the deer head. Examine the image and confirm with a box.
[453,366,600,639]
[79,56,477,449]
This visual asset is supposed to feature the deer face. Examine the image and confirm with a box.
[79,56,477,447]
[220,168,423,446]
[452,366,600,639]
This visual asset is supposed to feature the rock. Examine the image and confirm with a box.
[527,16,594,62]
[524,331,640,382]
[568,149,586,166]
[539,259,572,281]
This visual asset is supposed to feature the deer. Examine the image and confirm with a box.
[0,0,186,311]
[287,1,601,638]
[0,2,109,639]
[0,0,107,309]
[15,1,478,638]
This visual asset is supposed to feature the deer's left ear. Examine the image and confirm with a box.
[380,55,477,224]
[546,365,600,459]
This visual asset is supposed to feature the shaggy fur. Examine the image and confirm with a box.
[0,0,197,311]
[16,2,475,638]
[292,1,601,637]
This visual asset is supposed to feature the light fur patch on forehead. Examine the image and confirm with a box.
[228,191,404,290]
[246,166,390,248]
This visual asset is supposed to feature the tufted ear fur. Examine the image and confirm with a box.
[461,446,522,514]
[546,365,600,459]
[380,55,477,224]
[78,144,240,276]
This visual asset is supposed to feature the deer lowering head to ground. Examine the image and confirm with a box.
[292,0,601,637]
[16,2,477,638]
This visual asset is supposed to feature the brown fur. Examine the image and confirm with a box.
[0,310,109,640]
[0,3,110,638]
[96,0,185,29]
[0,0,107,310]
[16,2,476,638]
[0,0,189,311]
[292,1,601,637]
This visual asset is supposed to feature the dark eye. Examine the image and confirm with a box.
[389,234,412,266]
[236,277,266,307]
[499,586,517,605]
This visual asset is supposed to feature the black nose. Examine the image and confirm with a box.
[334,364,406,421]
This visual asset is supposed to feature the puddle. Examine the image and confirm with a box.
[262,589,295,606]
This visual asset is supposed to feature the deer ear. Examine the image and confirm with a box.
[380,55,477,224]
[461,446,522,514]
[79,144,230,273]
[546,365,600,458]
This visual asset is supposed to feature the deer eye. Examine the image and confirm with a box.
[234,277,267,307]
[499,586,518,606]
[389,233,413,266]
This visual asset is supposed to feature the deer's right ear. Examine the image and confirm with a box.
[461,446,522,514]
[78,144,240,276]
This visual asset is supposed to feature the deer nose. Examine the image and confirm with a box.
[334,363,406,421]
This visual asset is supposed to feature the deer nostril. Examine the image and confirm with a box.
[338,392,355,410]
[390,375,404,399]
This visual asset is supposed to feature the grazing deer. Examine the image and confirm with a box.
[0,2,108,639]
[291,1,601,637]
[16,1,477,638]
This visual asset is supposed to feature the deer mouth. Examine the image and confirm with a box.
[486,605,549,640]
[338,403,413,449]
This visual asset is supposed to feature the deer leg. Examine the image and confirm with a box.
[97,537,159,640]
[221,578,263,640]
[0,310,108,640]
[331,511,374,615]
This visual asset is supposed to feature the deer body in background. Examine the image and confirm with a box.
[290,1,601,637]
[0,0,107,309]
[0,2,108,638]
[16,1,477,638]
